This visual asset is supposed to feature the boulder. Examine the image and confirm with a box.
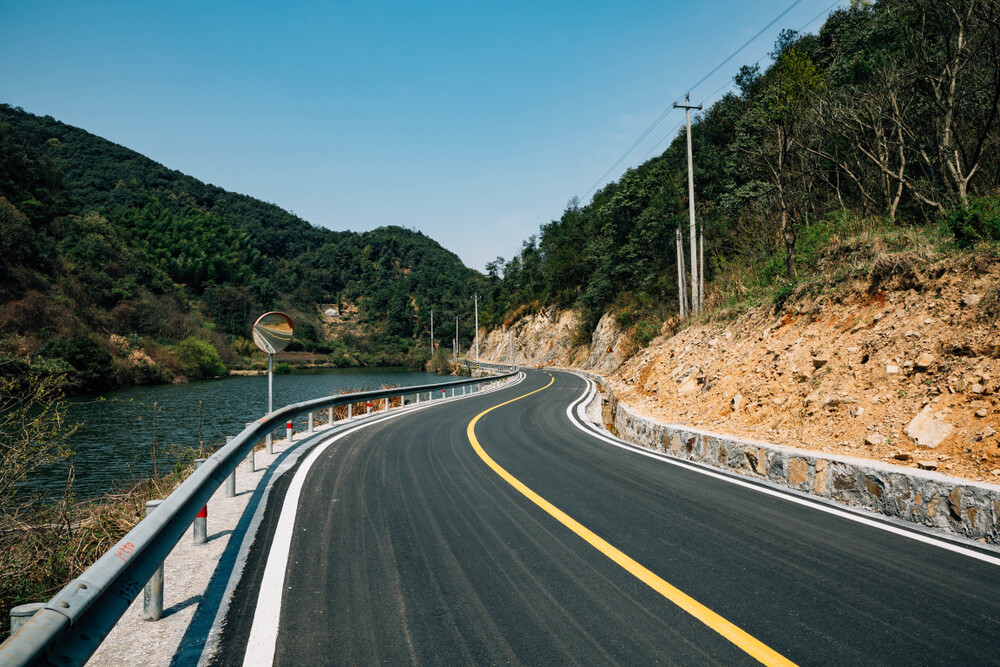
[904,406,954,448]
[677,375,699,395]
[915,353,935,371]
[963,294,981,308]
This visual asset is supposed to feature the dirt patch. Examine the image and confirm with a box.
[609,251,1000,484]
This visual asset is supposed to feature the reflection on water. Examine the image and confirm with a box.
[35,368,442,499]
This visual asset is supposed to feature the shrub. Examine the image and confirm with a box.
[39,334,113,392]
[175,337,227,379]
[947,198,1000,248]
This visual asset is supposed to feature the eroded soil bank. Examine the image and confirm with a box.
[480,250,1000,485]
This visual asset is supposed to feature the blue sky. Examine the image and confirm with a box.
[1,0,843,272]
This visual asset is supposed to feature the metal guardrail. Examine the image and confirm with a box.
[458,358,517,373]
[0,369,517,666]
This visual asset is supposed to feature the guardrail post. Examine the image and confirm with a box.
[144,499,164,620]
[328,406,334,424]
[308,412,315,433]
[348,404,353,420]
[245,423,255,473]
[416,392,421,404]
[366,401,371,415]
[266,432,273,455]
[224,437,236,497]
[10,602,44,635]
[286,421,293,441]
[193,460,208,544]
[385,397,389,411]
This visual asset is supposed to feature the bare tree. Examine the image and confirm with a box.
[889,0,1000,206]
[0,372,76,514]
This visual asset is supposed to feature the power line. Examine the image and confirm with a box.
[638,0,846,166]
[695,0,845,106]
[639,119,684,163]
[679,0,806,104]
[582,106,677,199]
[581,0,823,199]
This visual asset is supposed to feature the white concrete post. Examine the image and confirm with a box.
[224,436,236,497]
[10,602,45,635]
[143,500,164,620]
[308,412,314,433]
[245,423,255,473]
[192,459,207,545]
[286,421,293,442]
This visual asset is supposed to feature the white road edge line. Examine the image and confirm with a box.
[242,373,525,667]
[562,374,1000,567]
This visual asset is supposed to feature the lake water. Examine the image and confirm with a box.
[33,368,443,499]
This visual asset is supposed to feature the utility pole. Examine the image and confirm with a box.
[455,316,459,357]
[430,309,434,357]
[676,227,687,318]
[474,294,479,367]
[674,93,702,315]
[699,224,705,313]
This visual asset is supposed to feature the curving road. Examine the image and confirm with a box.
[213,369,1000,666]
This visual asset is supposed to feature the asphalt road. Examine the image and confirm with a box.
[215,369,1000,666]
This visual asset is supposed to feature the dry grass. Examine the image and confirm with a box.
[0,468,192,641]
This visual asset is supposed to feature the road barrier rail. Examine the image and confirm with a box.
[457,358,516,373]
[0,368,517,666]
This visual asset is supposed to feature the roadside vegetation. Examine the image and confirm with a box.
[479,0,1000,350]
[0,371,203,641]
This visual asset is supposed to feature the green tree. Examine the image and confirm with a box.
[175,337,227,379]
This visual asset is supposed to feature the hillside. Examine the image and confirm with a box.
[476,0,1000,343]
[481,236,1000,484]
[476,0,1000,484]
[0,104,485,392]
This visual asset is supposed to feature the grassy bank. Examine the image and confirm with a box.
[0,460,195,641]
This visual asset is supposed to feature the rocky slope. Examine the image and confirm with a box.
[480,249,1000,484]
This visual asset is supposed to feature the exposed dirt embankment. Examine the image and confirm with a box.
[482,251,1000,484]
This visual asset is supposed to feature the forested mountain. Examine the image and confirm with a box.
[0,104,485,392]
[481,0,1000,340]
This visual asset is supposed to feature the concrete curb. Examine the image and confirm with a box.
[560,367,1000,544]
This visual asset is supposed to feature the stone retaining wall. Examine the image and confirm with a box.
[570,369,1000,544]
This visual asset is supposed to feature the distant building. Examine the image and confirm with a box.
[323,308,340,318]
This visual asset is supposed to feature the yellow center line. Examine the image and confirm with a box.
[467,373,798,667]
